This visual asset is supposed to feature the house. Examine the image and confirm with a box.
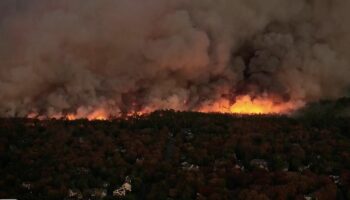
[250,159,269,171]
[329,175,341,185]
[181,161,199,171]
[298,164,311,172]
[91,188,107,199]
[234,164,245,171]
[102,182,110,188]
[113,183,132,197]
[304,194,318,200]
[183,129,194,140]
[234,160,245,171]
[22,182,31,190]
[168,132,174,137]
[113,176,132,197]
[68,189,83,199]
[136,157,145,165]
[115,145,127,154]
[77,167,90,175]
[304,196,312,200]
[282,167,289,172]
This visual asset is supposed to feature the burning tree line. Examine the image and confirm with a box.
[1,0,350,118]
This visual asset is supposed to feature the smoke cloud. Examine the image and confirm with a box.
[0,0,349,117]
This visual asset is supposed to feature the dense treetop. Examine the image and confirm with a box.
[0,111,350,199]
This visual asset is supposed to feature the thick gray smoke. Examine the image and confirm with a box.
[0,0,349,117]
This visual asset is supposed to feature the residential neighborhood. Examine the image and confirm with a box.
[0,111,349,199]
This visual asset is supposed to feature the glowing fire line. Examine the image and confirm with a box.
[199,95,304,115]
[27,95,303,120]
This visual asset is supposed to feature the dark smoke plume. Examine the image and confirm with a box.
[0,0,349,117]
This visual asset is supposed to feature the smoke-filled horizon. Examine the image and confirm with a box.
[0,0,349,117]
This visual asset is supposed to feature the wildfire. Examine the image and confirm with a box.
[27,107,150,121]
[66,109,109,121]
[200,95,303,115]
[27,95,303,120]
[28,108,109,121]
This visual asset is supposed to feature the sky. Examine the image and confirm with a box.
[0,0,349,117]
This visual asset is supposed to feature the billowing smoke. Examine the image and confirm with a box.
[0,0,349,117]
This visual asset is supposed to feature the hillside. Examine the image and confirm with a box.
[1,111,350,200]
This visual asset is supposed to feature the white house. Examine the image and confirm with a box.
[113,177,132,197]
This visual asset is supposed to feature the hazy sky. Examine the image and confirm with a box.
[0,0,349,117]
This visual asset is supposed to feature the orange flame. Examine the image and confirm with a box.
[200,95,303,115]
[86,109,109,120]
[65,110,108,121]
[27,95,303,120]
[28,108,109,121]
